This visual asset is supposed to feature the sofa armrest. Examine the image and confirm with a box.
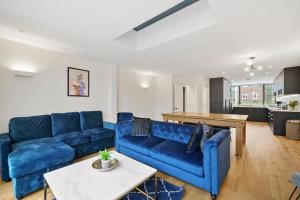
[203,129,231,195]
[0,133,12,181]
[115,120,133,151]
[103,121,115,131]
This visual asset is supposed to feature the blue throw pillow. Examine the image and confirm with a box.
[186,123,202,153]
[199,123,214,152]
[131,117,151,137]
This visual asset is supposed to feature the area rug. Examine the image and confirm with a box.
[121,176,185,200]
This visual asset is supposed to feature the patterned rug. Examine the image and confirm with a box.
[121,177,185,200]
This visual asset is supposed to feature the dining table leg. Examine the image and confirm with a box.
[236,126,244,156]
[243,122,247,144]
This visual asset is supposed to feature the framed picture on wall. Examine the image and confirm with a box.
[68,67,89,97]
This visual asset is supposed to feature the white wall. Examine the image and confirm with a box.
[117,68,157,118]
[0,38,117,132]
[154,75,173,120]
[117,68,210,120]
[173,74,210,113]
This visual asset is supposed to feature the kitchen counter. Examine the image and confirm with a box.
[232,106,268,122]
[233,105,300,113]
[267,106,300,113]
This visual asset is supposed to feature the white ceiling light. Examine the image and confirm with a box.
[243,57,269,78]
[244,66,250,72]
[246,57,254,66]
[257,65,263,71]
[268,65,273,69]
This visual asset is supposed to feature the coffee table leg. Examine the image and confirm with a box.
[154,175,157,199]
[44,176,48,200]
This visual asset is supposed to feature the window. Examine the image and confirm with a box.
[242,94,249,99]
[232,84,274,106]
[264,84,274,105]
[231,86,239,105]
[253,93,259,99]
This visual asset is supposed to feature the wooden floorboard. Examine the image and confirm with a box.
[0,122,299,200]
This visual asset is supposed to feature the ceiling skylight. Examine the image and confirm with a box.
[115,0,217,51]
[133,0,199,32]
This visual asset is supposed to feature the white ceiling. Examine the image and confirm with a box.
[0,0,300,85]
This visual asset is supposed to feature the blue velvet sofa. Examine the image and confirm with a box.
[116,120,231,199]
[0,111,114,199]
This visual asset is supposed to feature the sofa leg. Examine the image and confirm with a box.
[210,193,218,200]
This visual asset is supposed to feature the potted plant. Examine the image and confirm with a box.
[99,149,112,168]
[288,100,298,111]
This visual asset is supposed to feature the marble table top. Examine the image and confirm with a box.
[44,151,157,200]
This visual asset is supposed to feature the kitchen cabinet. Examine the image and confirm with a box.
[232,107,268,122]
[274,66,300,97]
[210,77,232,114]
[268,109,300,136]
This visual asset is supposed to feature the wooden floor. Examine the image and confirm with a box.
[1,122,300,200]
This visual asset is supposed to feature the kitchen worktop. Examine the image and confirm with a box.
[266,106,300,113]
[233,105,300,113]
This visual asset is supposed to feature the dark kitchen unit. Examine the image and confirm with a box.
[209,77,232,114]
[232,106,268,122]
[267,108,300,136]
[273,66,300,97]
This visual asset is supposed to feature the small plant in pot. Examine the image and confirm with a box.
[99,149,112,169]
[288,100,298,111]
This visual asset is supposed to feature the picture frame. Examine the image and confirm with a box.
[67,67,90,97]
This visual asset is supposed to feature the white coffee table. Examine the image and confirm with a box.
[43,151,157,200]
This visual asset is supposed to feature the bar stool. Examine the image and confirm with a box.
[289,172,300,200]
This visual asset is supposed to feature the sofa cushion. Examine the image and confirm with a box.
[82,128,114,142]
[150,140,204,177]
[119,136,165,156]
[12,137,55,150]
[9,115,52,143]
[51,112,81,136]
[200,123,214,152]
[131,117,152,137]
[80,111,103,130]
[8,139,75,178]
[151,121,194,144]
[117,112,133,122]
[53,131,90,146]
[186,123,202,153]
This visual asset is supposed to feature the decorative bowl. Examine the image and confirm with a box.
[92,157,118,172]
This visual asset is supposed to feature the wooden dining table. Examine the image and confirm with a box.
[162,112,248,157]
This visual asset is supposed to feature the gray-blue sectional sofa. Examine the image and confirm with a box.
[0,111,114,199]
[116,120,231,200]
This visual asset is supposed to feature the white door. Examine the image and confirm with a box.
[203,84,209,113]
[174,84,184,112]
[174,84,199,112]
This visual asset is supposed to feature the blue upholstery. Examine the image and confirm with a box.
[115,120,133,151]
[117,112,133,122]
[116,120,231,196]
[80,111,103,130]
[74,137,115,157]
[150,140,204,177]
[9,115,52,143]
[8,139,75,178]
[119,136,165,156]
[82,128,114,142]
[51,112,81,136]
[0,110,115,199]
[151,121,194,144]
[12,161,72,199]
[0,133,11,181]
[53,131,89,146]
